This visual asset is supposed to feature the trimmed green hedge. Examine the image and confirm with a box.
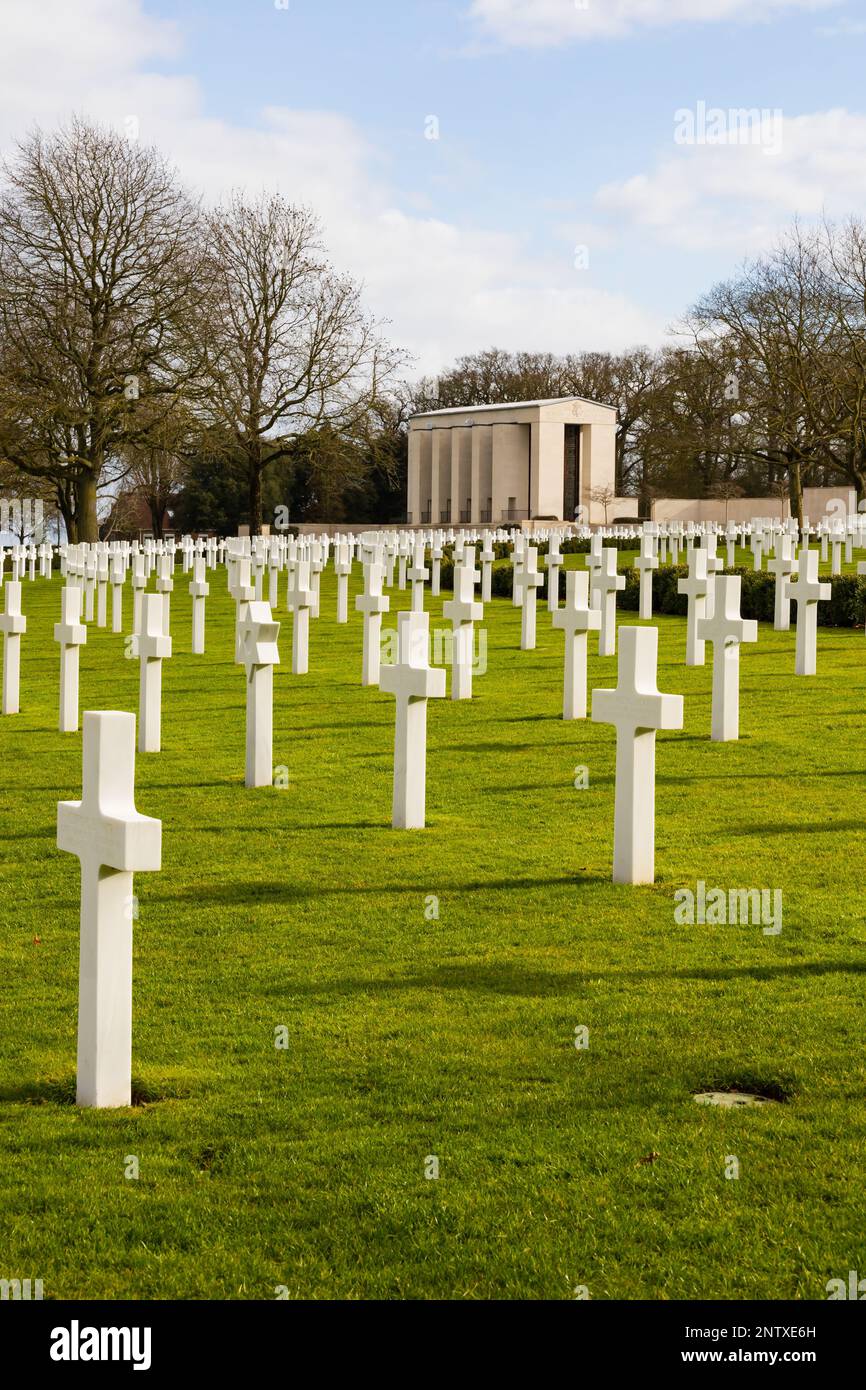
[437,555,866,627]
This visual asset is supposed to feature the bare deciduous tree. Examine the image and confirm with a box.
[0,117,204,541]
[198,194,402,534]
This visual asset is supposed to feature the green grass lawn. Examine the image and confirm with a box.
[1,557,865,1300]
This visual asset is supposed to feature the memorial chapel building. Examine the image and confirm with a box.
[407,396,618,528]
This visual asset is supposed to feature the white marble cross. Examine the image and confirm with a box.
[766,536,795,631]
[830,523,844,576]
[334,540,352,623]
[431,539,444,597]
[189,556,209,655]
[552,570,601,719]
[96,553,109,628]
[696,575,757,741]
[725,524,738,569]
[309,541,324,619]
[156,552,173,638]
[110,554,125,634]
[253,545,266,601]
[0,580,26,715]
[268,547,281,609]
[84,553,97,622]
[593,548,625,657]
[131,554,147,640]
[285,558,314,675]
[592,625,684,884]
[677,549,713,666]
[633,536,658,621]
[443,560,483,699]
[356,560,390,686]
[585,531,603,587]
[788,548,830,676]
[138,593,171,753]
[57,711,161,1107]
[546,536,563,613]
[750,528,764,571]
[233,556,255,664]
[54,586,87,733]
[240,600,281,787]
[480,536,495,603]
[511,540,525,608]
[408,541,429,612]
[397,537,410,590]
[514,546,544,650]
[379,610,446,828]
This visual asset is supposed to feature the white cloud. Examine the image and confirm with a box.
[597,109,866,252]
[0,0,663,373]
[467,0,837,48]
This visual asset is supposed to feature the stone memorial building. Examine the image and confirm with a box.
[406,396,618,527]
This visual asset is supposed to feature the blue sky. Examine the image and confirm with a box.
[2,0,865,372]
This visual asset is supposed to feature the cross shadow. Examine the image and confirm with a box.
[433,742,536,754]
[727,820,865,837]
[263,957,866,1000]
[0,1075,186,1107]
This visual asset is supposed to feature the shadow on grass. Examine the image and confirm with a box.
[153,872,602,906]
[0,1076,185,1108]
[727,820,865,837]
[269,958,866,999]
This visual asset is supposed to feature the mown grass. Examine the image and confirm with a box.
[1,553,864,1300]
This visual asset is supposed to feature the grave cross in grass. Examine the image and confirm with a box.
[633,535,658,621]
[379,609,446,828]
[57,711,161,1108]
[189,556,209,655]
[232,557,254,665]
[110,554,125,634]
[285,558,314,675]
[513,546,544,650]
[240,600,281,788]
[408,541,429,613]
[677,549,713,667]
[593,548,625,657]
[696,575,757,741]
[96,552,109,628]
[138,593,171,753]
[55,585,87,733]
[356,560,390,687]
[480,535,495,603]
[766,535,796,632]
[552,570,601,720]
[334,540,352,624]
[545,535,563,613]
[443,559,483,700]
[592,625,684,884]
[0,580,26,715]
[788,548,830,676]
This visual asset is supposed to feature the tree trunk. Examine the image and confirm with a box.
[76,472,99,542]
[248,459,262,536]
[56,485,76,543]
[789,457,804,530]
[148,495,164,540]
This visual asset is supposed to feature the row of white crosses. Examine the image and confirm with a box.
[36,513,855,1114]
